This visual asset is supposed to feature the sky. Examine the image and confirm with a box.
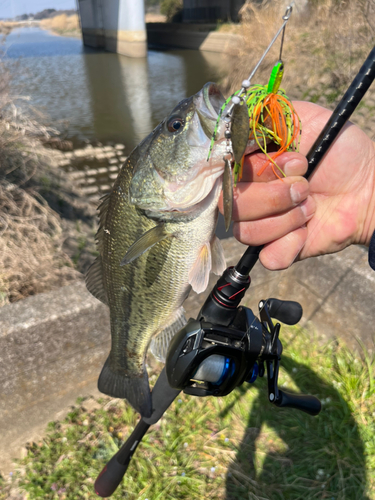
[0,0,76,19]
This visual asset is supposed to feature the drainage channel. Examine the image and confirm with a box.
[57,143,127,203]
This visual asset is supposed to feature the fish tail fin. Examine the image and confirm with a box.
[98,357,152,418]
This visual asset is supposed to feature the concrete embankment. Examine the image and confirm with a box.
[146,23,242,54]
[1,238,374,474]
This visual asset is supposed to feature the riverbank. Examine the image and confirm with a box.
[0,132,129,306]
[0,21,17,35]
[39,14,81,38]
[0,55,93,306]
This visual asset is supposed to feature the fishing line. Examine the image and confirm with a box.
[242,3,294,96]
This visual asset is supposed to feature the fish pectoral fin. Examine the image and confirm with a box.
[149,307,187,363]
[85,256,108,305]
[188,242,212,294]
[211,235,226,275]
[120,223,173,265]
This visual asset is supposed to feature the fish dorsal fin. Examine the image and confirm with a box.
[211,235,226,275]
[149,307,187,362]
[188,242,212,294]
[121,223,172,265]
[85,256,108,305]
[96,193,111,254]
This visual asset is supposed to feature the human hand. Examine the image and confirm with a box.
[219,101,375,270]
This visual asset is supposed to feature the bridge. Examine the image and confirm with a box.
[77,0,147,58]
[77,0,245,58]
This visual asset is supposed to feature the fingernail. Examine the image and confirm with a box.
[290,181,309,204]
[300,196,315,219]
[284,159,303,176]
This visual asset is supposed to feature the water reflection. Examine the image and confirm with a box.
[121,57,152,144]
[4,27,225,154]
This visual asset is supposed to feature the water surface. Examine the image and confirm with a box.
[4,27,225,154]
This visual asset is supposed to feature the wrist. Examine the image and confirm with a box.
[357,142,375,247]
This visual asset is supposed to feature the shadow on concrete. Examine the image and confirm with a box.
[223,357,370,499]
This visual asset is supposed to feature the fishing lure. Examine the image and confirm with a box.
[208,3,298,231]
[208,61,301,185]
[243,60,301,181]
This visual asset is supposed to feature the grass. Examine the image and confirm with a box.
[223,0,375,109]
[1,327,374,500]
[39,14,81,38]
[0,21,16,36]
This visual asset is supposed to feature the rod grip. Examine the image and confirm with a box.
[95,454,130,498]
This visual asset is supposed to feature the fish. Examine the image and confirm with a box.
[85,83,231,418]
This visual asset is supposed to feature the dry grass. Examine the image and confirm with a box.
[0,21,16,36]
[0,62,92,306]
[40,14,80,38]
[224,0,375,104]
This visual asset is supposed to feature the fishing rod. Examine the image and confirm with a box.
[94,29,375,500]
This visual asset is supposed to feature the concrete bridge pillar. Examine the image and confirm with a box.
[78,0,147,58]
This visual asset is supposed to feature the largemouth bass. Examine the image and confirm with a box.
[86,83,231,417]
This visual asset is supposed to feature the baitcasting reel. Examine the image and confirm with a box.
[166,262,321,415]
[166,297,320,416]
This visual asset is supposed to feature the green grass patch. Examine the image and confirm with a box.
[2,327,374,499]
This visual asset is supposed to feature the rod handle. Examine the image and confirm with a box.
[95,454,130,498]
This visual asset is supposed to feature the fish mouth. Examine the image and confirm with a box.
[203,82,225,118]
[196,83,226,139]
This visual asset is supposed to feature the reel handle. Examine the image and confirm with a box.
[275,390,321,416]
[265,298,303,325]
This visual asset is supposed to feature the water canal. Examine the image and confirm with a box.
[4,27,225,152]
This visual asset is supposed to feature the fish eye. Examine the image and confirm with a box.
[167,117,184,133]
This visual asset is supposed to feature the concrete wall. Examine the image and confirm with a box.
[78,0,147,57]
[1,238,374,474]
[77,1,242,57]
[183,0,245,22]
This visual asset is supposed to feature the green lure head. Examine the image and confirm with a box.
[267,60,284,94]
